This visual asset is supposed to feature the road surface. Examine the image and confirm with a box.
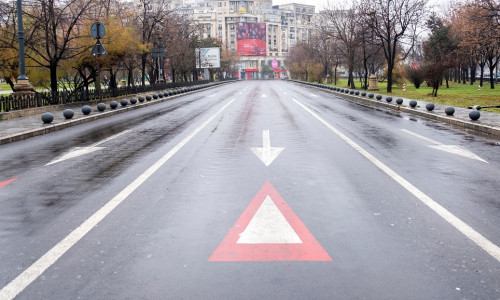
[1,80,499,299]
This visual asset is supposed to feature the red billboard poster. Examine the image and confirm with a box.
[236,22,266,56]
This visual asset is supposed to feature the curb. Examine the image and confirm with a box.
[293,81,500,139]
[0,82,231,145]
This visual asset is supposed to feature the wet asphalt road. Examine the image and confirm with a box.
[1,80,500,299]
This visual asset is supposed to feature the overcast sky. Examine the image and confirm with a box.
[272,0,455,13]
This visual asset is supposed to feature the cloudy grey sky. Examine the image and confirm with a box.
[272,0,455,13]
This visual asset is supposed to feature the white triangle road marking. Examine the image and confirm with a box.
[237,196,302,244]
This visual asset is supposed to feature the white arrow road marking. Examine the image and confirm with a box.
[45,130,132,166]
[237,196,302,244]
[401,129,487,163]
[250,130,284,167]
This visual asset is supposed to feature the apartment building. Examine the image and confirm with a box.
[176,0,316,79]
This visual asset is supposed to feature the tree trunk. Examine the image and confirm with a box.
[141,54,147,86]
[470,65,476,85]
[334,65,338,85]
[4,77,15,90]
[50,63,58,93]
[387,64,393,93]
[128,68,134,87]
[479,62,485,86]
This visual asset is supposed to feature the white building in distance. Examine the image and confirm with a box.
[175,0,317,79]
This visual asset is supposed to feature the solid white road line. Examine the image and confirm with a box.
[293,98,500,264]
[0,99,236,300]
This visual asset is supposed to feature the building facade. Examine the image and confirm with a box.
[175,0,317,79]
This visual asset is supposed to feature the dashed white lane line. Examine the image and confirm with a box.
[293,98,500,264]
[0,99,236,300]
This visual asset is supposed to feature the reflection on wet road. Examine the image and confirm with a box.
[1,80,500,299]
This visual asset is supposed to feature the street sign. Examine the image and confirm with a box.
[209,181,332,261]
[195,47,221,68]
[91,40,107,56]
[152,48,165,58]
[91,22,106,39]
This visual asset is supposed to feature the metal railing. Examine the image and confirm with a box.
[0,80,212,112]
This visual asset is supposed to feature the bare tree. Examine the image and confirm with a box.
[0,1,19,89]
[21,0,96,93]
[136,0,173,86]
[367,0,427,92]
[322,0,362,89]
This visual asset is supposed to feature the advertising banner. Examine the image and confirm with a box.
[195,47,221,68]
[236,22,266,56]
[271,59,278,69]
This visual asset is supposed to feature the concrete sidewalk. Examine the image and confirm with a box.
[0,83,221,145]
[296,81,500,139]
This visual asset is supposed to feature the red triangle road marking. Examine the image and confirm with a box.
[0,177,17,190]
[209,181,331,262]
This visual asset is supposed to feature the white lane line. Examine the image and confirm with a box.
[0,99,236,300]
[293,98,500,264]
[310,94,319,98]
[401,129,487,163]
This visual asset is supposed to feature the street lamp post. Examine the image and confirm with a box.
[157,37,165,83]
[13,0,34,94]
[325,36,331,84]
[367,10,379,91]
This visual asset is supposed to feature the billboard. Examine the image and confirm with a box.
[236,22,266,56]
[195,47,221,68]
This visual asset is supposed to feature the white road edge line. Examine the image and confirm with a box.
[0,99,236,300]
[292,98,500,264]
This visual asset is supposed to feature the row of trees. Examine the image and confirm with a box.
[286,0,500,96]
[0,0,238,94]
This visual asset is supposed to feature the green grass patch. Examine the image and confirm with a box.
[0,82,12,92]
[331,79,500,113]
